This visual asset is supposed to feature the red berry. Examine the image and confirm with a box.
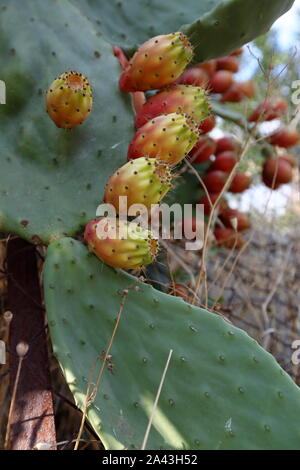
[179,67,210,87]
[209,151,237,173]
[214,227,245,249]
[189,136,216,163]
[217,56,239,73]
[197,60,217,76]
[248,98,288,122]
[229,173,251,193]
[216,136,240,154]
[278,154,297,168]
[263,158,293,186]
[269,127,300,148]
[202,171,228,193]
[199,114,216,134]
[220,209,251,232]
[221,80,256,103]
[209,70,234,94]
[199,193,228,215]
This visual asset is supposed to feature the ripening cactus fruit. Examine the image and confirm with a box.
[84,217,158,269]
[104,157,172,213]
[127,113,199,165]
[135,84,210,128]
[46,70,92,129]
[119,32,193,92]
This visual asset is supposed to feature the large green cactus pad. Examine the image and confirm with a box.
[70,0,294,62]
[0,0,132,244]
[44,238,300,450]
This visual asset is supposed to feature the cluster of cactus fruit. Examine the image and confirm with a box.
[46,33,299,268]
[52,32,213,270]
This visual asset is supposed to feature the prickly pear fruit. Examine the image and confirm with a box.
[135,85,210,128]
[84,217,158,269]
[127,113,199,165]
[119,32,193,92]
[269,127,300,148]
[279,154,297,168]
[46,70,92,129]
[262,158,293,186]
[189,136,216,163]
[169,282,190,301]
[248,98,288,122]
[202,171,228,193]
[209,151,237,173]
[209,71,234,94]
[104,157,172,213]
[229,173,251,193]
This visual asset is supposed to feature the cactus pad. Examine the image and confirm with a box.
[44,238,300,450]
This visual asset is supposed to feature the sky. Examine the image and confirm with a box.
[221,1,300,216]
[273,0,300,49]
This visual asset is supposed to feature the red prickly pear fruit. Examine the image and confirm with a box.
[262,174,281,190]
[46,70,92,129]
[135,84,211,128]
[217,56,239,73]
[216,136,240,154]
[209,71,234,94]
[230,48,244,56]
[269,127,300,148]
[197,60,217,76]
[278,154,297,168]
[189,136,216,163]
[209,151,237,173]
[248,98,288,122]
[202,171,228,193]
[104,157,172,213]
[199,193,228,215]
[178,67,210,87]
[199,114,216,134]
[127,113,199,166]
[219,209,251,232]
[221,80,255,103]
[84,217,158,269]
[119,32,193,92]
[214,227,245,249]
[229,173,251,193]
[262,158,293,186]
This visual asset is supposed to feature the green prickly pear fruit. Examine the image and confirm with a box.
[84,217,158,269]
[127,113,199,165]
[46,70,93,129]
[104,157,172,213]
[119,32,193,92]
[135,84,210,128]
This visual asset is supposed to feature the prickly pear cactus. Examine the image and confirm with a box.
[0,1,133,244]
[44,238,300,450]
[70,0,294,61]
